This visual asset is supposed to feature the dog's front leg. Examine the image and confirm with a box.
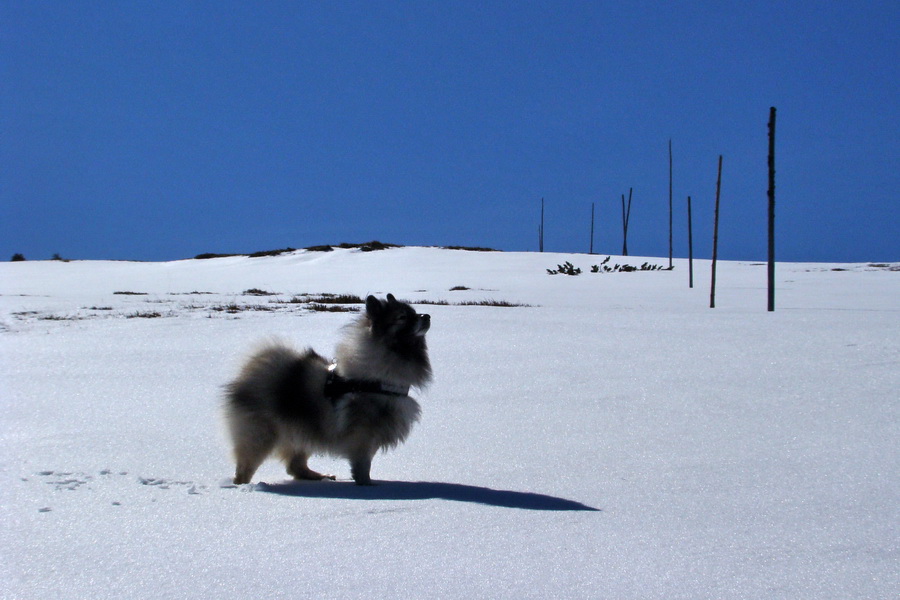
[349,451,375,486]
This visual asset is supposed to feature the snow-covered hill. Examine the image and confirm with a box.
[2,247,898,599]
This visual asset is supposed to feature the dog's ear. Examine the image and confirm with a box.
[386,293,397,304]
[366,295,384,317]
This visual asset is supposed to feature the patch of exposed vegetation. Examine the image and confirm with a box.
[39,314,82,321]
[307,303,360,313]
[249,248,296,258]
[194,253,239,260]
[457,299,531,307]
[306,293,365,304]
[197,241,404,258]
[304,241,401,253]
[13,285,533,327]
[409,299,530,308]
[442,246,498,252]
[591,261,669,273]
[338,241,400,252]
[867,263,900,271]
[547,261,582,276]
[271,293,365,306]
[274,296,310,305]
[195,240,504,259]
[210,304,277,314]
[548,257,672,275]
[168,291,216,295]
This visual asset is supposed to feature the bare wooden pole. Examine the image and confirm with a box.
[687,195,694,288]
[589,203,593,254]
[621,188,633,256]
[668,138,673,269]
[627,187,633,240]
[767,107,777,312]
[627,188,633,255]
[710,155,723,308]
[539,197,545,252]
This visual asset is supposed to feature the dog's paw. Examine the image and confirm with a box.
[291,469,336,481]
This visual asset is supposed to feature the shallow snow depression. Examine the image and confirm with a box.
[1,247,898,599]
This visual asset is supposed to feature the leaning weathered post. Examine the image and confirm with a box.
[767,107,777,312]
[621,188,633,256]
[710,156,723,308]
[687,195,694,288]
[668,139,673,269]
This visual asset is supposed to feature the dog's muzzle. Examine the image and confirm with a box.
[416,314,431,335]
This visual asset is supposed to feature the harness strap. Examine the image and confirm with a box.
[324,363,410,400]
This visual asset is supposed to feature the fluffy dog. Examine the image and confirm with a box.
[224,294,431,485]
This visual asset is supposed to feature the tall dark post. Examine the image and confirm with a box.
[668,139,673,269]
[589,202,595,254]
[621,188,633,256]
[687,195,694,288]
[767,107,777,312]
[539,198,545,252]
[710,156,723,308]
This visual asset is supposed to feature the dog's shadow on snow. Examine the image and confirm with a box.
[255,480,600,512]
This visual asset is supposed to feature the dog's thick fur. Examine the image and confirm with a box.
[224,294,431,485]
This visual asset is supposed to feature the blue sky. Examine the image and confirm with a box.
[2,1,897,262]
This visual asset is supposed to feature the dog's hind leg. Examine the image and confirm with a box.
[233,444,273,485]
[230,417,277,485]
[282,449,336,481]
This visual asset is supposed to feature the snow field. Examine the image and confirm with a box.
[2,247,897,599]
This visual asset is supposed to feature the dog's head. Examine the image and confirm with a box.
[365,294,430,345]
[336,293,430,386]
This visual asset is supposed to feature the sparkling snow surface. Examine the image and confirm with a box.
[1,248,898,599]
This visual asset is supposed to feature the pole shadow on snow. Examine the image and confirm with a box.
[255,480,600,512]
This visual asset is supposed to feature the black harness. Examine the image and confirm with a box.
[323,363,410,400]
